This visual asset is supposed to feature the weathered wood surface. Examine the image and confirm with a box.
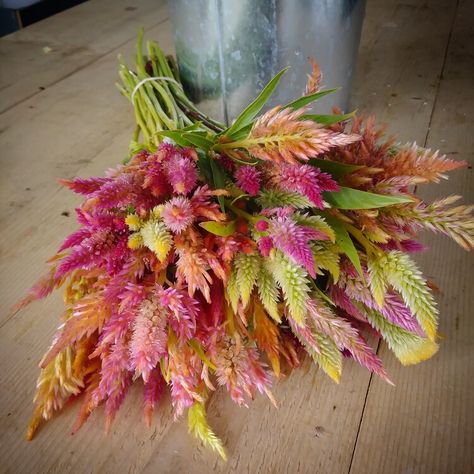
[0,0,472,473]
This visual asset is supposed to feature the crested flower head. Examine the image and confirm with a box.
[161,196,195,233]
[269,163,339,209]
[129,297,168,382]
[235,165,262,196]
[163,149,198,195]
[266,215,327,277]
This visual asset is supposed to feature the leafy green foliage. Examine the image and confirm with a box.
[324,187,413,209]
[302,111,356,126]
[199,220,236,237]
[308,158,363,178]
[225,68,289,138]
[323,215,363,278]
[284,88,338,110]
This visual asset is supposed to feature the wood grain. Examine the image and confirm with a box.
[0,0,168,114]
[0,0,471,473]
[349,1,474,473]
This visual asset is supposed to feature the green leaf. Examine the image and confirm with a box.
[199,220,236,237]
[302,111,355,126]
[154,130,191,147]
[227,123,253,141]
[182,132,214,151]
[324,187,413,209]
[284,88,338,110]
[197,151,212,182]
[225,67,289,138]
[209,157,227,212]
[188,339,216,370]
[309,158,363,178]
[324,215,363,278]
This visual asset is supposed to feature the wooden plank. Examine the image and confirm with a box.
[0,20,180,474]
[0,1,464,474]
[0,17,175,326]
[0,0,169,113]
[111,1,462,473]
[349,1,474,473]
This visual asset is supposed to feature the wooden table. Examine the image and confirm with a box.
[1,1,472,472]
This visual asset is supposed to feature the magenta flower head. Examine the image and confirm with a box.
[258,236,274,256]
[163,150,198,195]
[255,219,269,232]
[235,165,262,196]
[270,163,339,209]
[161,196,195,233]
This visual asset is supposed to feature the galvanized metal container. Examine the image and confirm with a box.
[168,0,365,124]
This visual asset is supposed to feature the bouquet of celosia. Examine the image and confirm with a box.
[20,31,473,459]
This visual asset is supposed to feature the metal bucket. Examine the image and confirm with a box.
[168,0,366,124]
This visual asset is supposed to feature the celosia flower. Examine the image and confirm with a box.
[214,335,274,406]
[157,285,199,341]
[258,236,274,256]
[163,151,198,195]
[235,165,262,196]
[269,163,339,209]
[129,298,168,382]
[143,368,165,427]
[267,215,327,277]
[161,196,195,233]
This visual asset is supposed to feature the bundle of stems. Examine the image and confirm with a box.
[117,28,224,156]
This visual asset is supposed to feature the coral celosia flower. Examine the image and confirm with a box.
[214,335,274,406]
[235,165,262,196]
[244,106,360,164]
[161,196,195,233]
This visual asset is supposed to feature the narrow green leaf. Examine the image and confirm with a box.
[209,158,227,212]
[309,158,363,178]
[284,88,338,110]
[302,111,355,126]
[154,130,191,147]
[182,132,214,151]
[188,339,216,370]
[227,123,253,141]
[199,220,236,237]
[324,187,413,209]
[197,151,212,182]
[324,215,363,278]
[225,68,289,138]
